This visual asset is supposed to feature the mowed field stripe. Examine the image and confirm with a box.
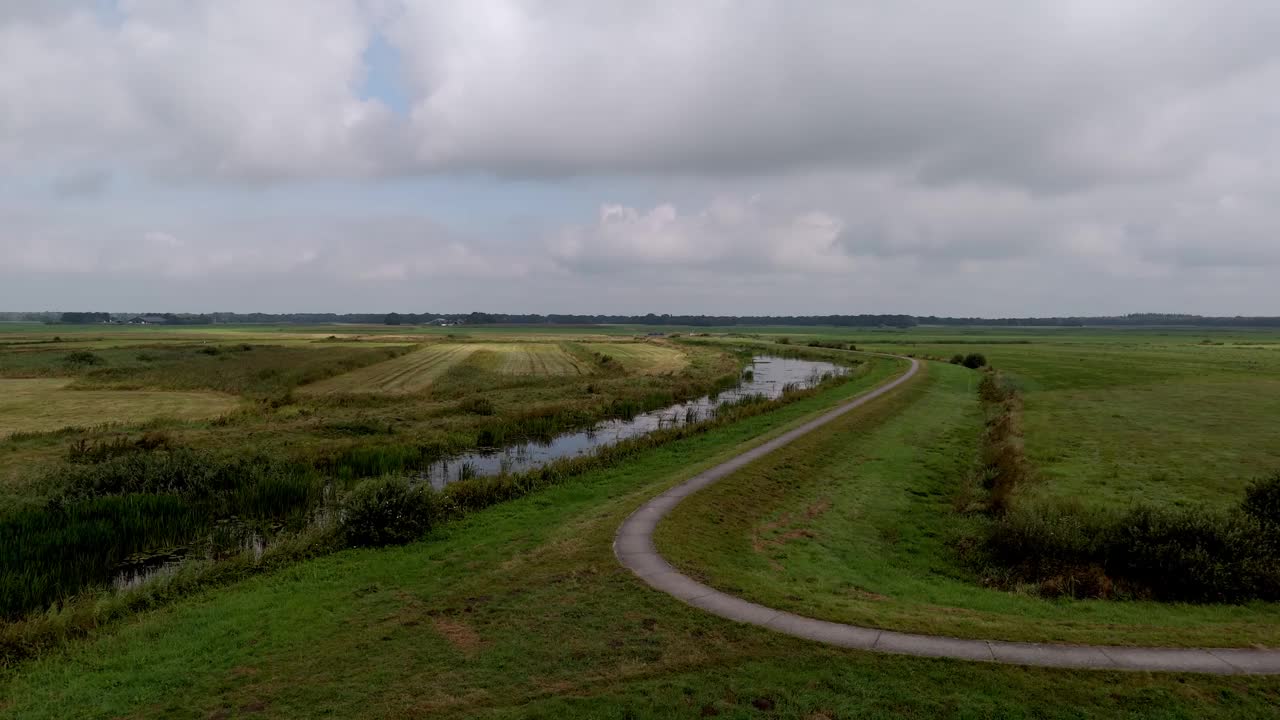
[478,343,586,376]
[304,342,589,394]
[303,344,480,394]
[588,342,688,374]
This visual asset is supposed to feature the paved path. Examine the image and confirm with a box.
[614,356,1280,674]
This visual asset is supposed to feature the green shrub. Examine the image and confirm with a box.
[1105,505,1276,603]
[63,351,103,366]
[950,354,965,365]
[961,353,987,369]
[459,397,496,415]
[342,477,446,547]
[979,499,1280,603]
[1243,472,1280,527]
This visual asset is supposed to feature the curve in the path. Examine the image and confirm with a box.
[614,355,1280,675]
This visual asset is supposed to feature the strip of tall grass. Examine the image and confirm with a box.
[1,449,324,619]
[1,518,343,667]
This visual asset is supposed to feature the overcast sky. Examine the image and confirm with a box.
[3,1,1279,315]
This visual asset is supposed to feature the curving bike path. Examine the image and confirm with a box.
[614,356,1280,675]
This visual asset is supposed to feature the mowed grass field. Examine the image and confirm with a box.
[6,371,1277,719]
[303,342,593,394]
[0,378,239,437]
[584,342,688,374]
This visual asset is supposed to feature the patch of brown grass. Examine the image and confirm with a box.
[432,618,481,654]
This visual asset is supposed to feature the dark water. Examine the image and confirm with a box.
[423,355,848,489]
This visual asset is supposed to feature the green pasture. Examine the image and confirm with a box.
[4,367,1275,719]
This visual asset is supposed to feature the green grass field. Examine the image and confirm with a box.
[848,332,1280,511]
[658,360,1280,647]
[0,379,239,437]
[4,369,1277,719]
[3,323,1280,717]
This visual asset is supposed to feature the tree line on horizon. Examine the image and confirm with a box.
[3,311,1280,328]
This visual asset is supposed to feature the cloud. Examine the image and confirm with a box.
[0,0,399,180]
[390,1,1280,187]
[2,213,546,283]
[51,169,112,197]
[5,1,1280,185]
[3,2,1280,314]
[552,198,853,274]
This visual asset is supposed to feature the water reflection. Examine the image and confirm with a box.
[423,355,847,489]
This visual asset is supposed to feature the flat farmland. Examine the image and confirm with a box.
[586,342,688,374]
[0,378,239,437]
[303,342,590,394]
[476,343,590,376]
[302,344,480,394]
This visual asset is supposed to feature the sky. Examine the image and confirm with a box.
[2,1,1279,316]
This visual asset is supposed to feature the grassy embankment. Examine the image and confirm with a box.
[4,358,1278,719]
[659,359,1280,646]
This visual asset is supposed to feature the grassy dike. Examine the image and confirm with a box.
[658,361,1280,646]
[2,360,1278,718]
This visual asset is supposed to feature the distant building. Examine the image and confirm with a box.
[129,316,168,325]
[428,317,454,326]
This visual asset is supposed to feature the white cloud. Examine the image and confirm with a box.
[0,0,397,180]
[3,2,1280,314]
[552,198,853,275]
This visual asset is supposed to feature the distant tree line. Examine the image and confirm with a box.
[3,310,1279,328]
[56,312,111,324]
[918,313,1280,328]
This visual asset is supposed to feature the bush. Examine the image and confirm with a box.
[950,354,965,365]
[64,351,103,366]
[459,397,496,416]
[961,353,987,369]
[1243,472,1280,527]
[979,499,1280,603]
[342,477,446,547]
[1106,505,1276,603]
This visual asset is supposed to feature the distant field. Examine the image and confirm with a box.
[0,378,239,436]
[303,344,479,394]
[846,332,1280,510]
[585,342,688,374]
[304,342,590,394]
[478,343,591,376]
